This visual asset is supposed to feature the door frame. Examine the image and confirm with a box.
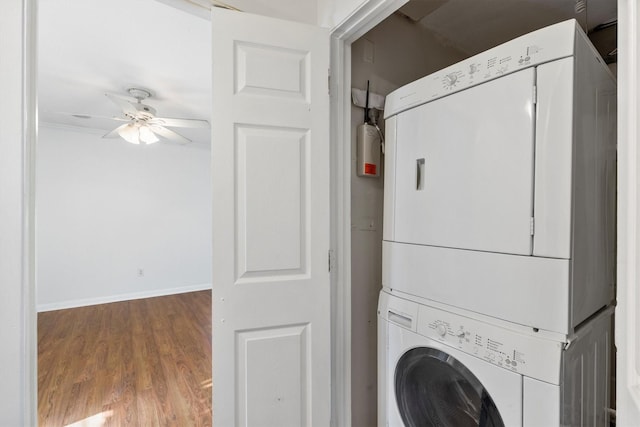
[328,1,408,424]
[330,0,638,425]
[616,0,640,424]
[9,0,640,424]
[10,0,38,425]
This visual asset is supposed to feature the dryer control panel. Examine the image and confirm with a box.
[384,19,578,118]
[417,304,564,385]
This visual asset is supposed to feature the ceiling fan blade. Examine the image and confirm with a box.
[150,125,192,144]
[105,93,138,116]
[148,117,209,128]
[52,111,129,121]
[102,123,131,139]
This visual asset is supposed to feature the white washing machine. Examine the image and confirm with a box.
[378,291,612,427]
[382,19,617,335]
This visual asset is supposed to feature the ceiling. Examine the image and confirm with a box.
[38,0,616,147]
[399,0,617,59]
[38,0,212,146]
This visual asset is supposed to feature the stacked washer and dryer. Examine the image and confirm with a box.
[378,20,616,427]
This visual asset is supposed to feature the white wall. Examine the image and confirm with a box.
[222,0,317,24]
[218,0,361,28]
[318,0,366,27]
[350,12,466,427]
[214,0,379,30]
[36,125,212,311]
[218,0,388,30]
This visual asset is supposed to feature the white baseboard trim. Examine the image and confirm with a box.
[37,283,212,312]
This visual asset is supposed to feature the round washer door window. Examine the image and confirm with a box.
[395,347,505,427]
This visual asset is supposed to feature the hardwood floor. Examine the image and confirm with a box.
[38,290,212,426]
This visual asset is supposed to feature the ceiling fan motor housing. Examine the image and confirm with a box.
[132,102,157,119]
[126,87,156,120]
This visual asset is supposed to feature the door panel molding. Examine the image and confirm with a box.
[212,8,330,426]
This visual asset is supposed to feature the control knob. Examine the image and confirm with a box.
[436,324,447,337]
[443,73,458,88]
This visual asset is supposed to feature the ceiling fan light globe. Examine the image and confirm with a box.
[139,125,160,145]
[118,123,141,144]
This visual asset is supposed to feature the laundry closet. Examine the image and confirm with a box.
[348,2,617,426]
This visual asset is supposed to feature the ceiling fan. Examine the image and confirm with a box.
[101,88,209,145]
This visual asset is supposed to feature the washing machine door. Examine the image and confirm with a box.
[395,347,504,427]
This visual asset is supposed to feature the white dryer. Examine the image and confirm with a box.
[382,19,616,335]
[378,291,612,427]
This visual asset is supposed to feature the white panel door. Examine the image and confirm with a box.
[392,69,536,255]
[211,8,330,427]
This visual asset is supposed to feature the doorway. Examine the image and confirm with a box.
[35,0,213,424]
[345,1,617,425]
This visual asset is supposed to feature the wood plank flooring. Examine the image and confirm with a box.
[38,290,212,426]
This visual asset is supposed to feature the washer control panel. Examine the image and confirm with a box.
[385,19,578,119]
[418,305,563,385]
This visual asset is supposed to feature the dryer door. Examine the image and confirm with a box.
[391,68,536,255]
[395,347,504,427]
